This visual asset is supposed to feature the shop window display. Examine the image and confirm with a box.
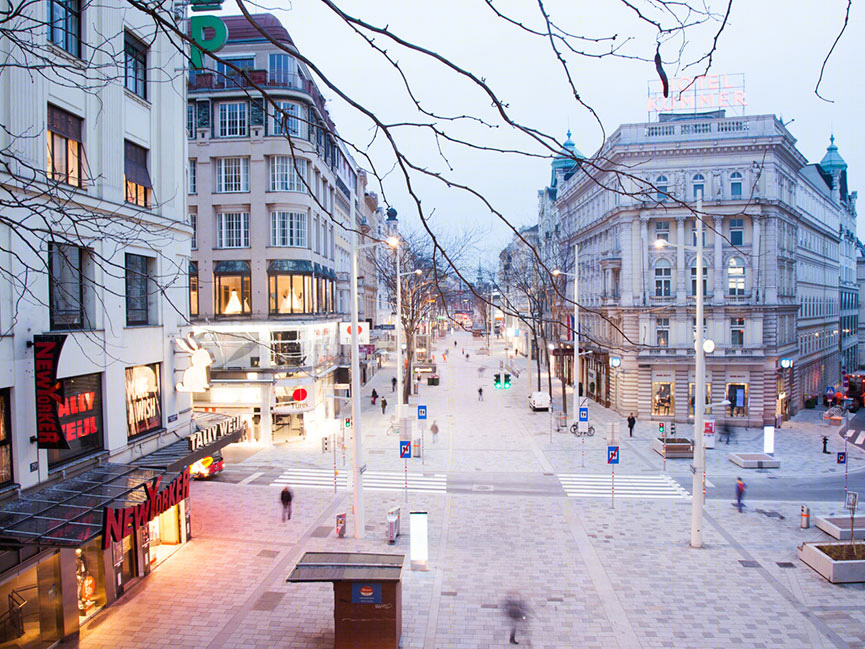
[0,555,63,646]
[76,537,106,620]
[148,504,182,568]
[727,383,748,416]
[652,382,674,415]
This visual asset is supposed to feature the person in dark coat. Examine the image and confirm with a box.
[391,376,397,392]
[371,388,378,405]
[503,594,529,644]
[280,486,293,521]
[381,397,388,414]
[735,477,746,513]
[627,413,636,437]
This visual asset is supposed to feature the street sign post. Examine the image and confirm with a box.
[417,405,427,420]
[579,407,589,422]
[400,441,411,459]
[608,445,619,510]
[838,452,847,464]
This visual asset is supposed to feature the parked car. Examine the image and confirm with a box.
[528,392,551,411]
[189,451,224,479]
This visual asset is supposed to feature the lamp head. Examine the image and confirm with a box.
[386,236,399,248]
[654,239,667,249]
[414,269,422,275]
[552,269,562,277]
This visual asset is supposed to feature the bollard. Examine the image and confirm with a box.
[822,436,829,454]
[800,505,810,529]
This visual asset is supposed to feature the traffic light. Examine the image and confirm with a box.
[494,373,502,389]
[344,417,352,429]
[322,435,330,453]
[504,373,511,389]
[658,422,665,436]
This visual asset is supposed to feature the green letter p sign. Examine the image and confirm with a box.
[189,15,228,69]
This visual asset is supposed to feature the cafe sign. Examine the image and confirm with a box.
[188,415,242,452]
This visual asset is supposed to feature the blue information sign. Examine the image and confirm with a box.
[579,407,589,422]
[608,446,619,464]
[418,405,427,420]
[400,440,411,458]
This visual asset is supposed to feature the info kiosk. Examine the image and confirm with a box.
[287,552,404,649]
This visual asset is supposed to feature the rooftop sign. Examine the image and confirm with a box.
[647,73,746,118]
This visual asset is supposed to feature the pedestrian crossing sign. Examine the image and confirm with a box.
[608,446,619,464]
[400,441,411,458]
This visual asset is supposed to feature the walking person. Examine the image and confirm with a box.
[391,376,397,392]
[280,486,293,522]
[478,387,484,401]
[430,421,439,443]
[371,388,378,405]
[735,477,746,513]
[502,593,529,645]
[627,413,636,437]
[381,397,388,415]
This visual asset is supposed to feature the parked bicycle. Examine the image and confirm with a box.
[385,418,401,436]
[570,422,595,437]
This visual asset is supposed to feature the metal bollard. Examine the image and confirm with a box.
[822,436,829,454]
[800,505,810,529]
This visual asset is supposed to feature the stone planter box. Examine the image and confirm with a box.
[798,542,865,584]
[728,453,780,469]
[815,516,865,540]
[651,437,694,459]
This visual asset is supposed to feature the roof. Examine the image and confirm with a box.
[551,130,582,170]
[820,135,847,173]
[222,14,294,47]
[287,552,405,583]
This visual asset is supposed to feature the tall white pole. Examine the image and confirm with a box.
[396,250,403,423]
[349,230,365,539]
[573,243,579,423]
[691,192,705,548]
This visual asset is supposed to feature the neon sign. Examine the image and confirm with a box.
[647,73,746,116]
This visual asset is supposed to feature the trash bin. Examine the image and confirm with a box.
[558,413,567,429]
[432,375,439,386]
[336,513,346,537]
[413,382,419,395]
[386,507,400,544]
[412,438,420,458]
[800,505,810,529]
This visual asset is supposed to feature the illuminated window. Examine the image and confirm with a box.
[47,104,83,187]
[214,261,251,316]
[731,317,744,346]
[655,318,669,347]
[189,261,198,317]
[652,382,674,415]
[124,141,152,208]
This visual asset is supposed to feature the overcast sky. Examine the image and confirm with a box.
[222,0,864,268]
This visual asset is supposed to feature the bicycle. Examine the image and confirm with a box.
[385,418,401,436]
[570,422,595,437]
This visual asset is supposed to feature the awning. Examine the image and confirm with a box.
[0,464,174,548]
[131,412,244,472]
[287,552,405,583]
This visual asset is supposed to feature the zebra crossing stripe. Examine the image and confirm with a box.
[272,468,348,489]
[855,431,865,445]
[558,474,690,500]
[363,471,447,493]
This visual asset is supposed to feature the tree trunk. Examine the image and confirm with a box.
[403,331,414,405]
[559,341,568,415]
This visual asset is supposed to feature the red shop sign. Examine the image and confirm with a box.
[33,335,70,449]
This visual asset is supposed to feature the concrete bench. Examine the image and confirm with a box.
[728,453,780,469]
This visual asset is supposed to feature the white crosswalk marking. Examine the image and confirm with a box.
[558,473,690,500]
[856,431,865,445]
[272,467,348,489]
[363,471,447,494]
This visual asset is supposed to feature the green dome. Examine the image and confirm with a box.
[820,135,847,172]
[552,130,582,171]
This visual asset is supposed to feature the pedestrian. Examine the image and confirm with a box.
[454,340,457,347]
[430,421,439,443]
[381,397,388,415]
[280,486,293,522]
[502,593,529,645]
[478,387,483,401]
[371,388,378,405]
[721,423,730,444]
[735,477,746,513]
[391,376,397,392]
[627,412,636,437]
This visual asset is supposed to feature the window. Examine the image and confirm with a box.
[730,218,744,246]
[216,56,255,87]
[268,268,315,314]
[272,330,304,366]
[125,253,153,326]
[48,0,81,58]
[216,157,249,192]
[47,105,83,187]
[189,212,197,249]
[217,212,249,248]
[124,32,147,99]
[269,157,307,192]
[730,171,743,198]
[218,102,248,137]
[269,53,297,87]
[272,102,301,137]
[655,221,669,242]
[688,383,712,417]
[693,173,704,200]
[730,317,744,346]
[656,318,669,347]
[0,389,13,486]
[124,140,152,208]
[690,262,708,296]
[727,383,748,417]
[270,211,307,247]
[652,382,674,415]
[214,261,251,316]
[728,257,745,295]
[654,260,671,297]
[189,261,198,317]
[49,243,86,329]
[656,175,668,202]
[47,373,104,469]
[187,104,195,139]
[188,159,196,194]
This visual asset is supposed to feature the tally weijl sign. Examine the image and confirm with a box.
[187,415,242,452]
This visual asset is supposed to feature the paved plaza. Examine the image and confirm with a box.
[64,332,865,649]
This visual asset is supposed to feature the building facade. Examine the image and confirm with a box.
[0,1,201,643]
[552,112,856,427]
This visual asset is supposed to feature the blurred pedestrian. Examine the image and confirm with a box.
[735,477,746,513]
[502,593,529,644]
[391,376,397,392]
[280,486,293,521]
[381,397,388,415]
[627,413,636,437]
[454,340,457,347]
[430,421,439,443]
[478,387,483,401]
[371,388,378,405]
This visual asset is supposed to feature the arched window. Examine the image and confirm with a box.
[654,259,672,297]
[690,260,708,296]
[727,257,745,296]
[656,175,668,202]
[693,173,705,200]
[730,171,743,198]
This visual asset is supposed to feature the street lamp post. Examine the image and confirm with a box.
[553,243,580,426]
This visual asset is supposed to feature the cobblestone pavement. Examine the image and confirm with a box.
[66,332,865,649]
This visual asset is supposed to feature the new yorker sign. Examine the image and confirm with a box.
[33,335,69,449]
[187,415,243,452]
[102,468,190,549]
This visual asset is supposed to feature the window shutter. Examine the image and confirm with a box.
[124,140,153,189]
[48,104,82,142]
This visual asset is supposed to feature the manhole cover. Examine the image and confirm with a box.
[739,560,760,568]
[311,526,332,538]
[776,562,796,569]
[253,591,285,611]
[257,549,279,558]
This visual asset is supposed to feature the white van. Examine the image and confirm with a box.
[528,392,551,411]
